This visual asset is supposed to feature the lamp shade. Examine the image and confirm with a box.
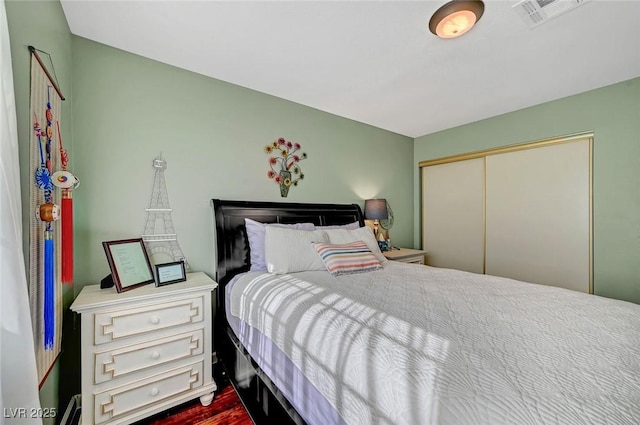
[429,0,484,39]
[364,199,388,220]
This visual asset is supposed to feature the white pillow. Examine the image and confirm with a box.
[323,226,387,263]
[264,227,329,274]
[244,218,315,271]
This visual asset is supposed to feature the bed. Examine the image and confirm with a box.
[211,199,640,425]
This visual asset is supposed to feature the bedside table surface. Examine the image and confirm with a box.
[71,272,217,312]
[383,248,428,261]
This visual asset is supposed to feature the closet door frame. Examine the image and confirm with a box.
[419,132,593,293]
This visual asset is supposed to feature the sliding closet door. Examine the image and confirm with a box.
[485,139,591,292]
[422,158,485,274]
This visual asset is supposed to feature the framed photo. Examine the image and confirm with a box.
[155,261,187,287]
[102,238,155,293]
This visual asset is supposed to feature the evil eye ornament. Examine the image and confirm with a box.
[35,167,53,191]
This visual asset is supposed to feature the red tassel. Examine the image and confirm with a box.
[61,191,73,284]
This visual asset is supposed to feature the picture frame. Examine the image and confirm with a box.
[102,238,155,293]
[155,260,187,287]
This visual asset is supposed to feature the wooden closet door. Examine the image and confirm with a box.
[485,139,591,292]
[422,158,485,274]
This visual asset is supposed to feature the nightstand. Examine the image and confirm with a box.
[70,272,218,425]
[383,248,428,264]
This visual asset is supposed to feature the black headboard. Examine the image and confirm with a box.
[211,199,364,286]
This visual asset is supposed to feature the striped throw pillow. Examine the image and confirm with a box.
[313,241,382,276]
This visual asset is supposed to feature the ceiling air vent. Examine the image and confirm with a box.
[513,0,591,28]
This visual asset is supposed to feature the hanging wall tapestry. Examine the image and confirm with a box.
[265,137,307,197]
[28,46,68,385]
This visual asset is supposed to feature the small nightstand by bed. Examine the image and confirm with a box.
[70,272,218,425]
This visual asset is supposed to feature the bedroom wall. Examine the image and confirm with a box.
[5,0,73,422]
[70,36,414,291]
[414,77,640,305]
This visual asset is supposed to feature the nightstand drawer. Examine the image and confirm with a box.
[94,361,204,424]
[94,296,204,345]
[399,256,425,265]
[95,329,204,384]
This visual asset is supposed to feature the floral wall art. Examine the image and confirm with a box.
[265,137,308,197]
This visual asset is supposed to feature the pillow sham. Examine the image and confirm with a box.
[312,241,382,276]
[245,218,315,271]
[264,227,329,274]
[315,221,361,230]
[322,226,387,263]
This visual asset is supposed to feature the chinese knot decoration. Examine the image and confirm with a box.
[265,137,308,197]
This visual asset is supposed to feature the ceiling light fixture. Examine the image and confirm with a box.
[429,0,485,39]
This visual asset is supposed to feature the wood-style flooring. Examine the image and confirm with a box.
[135,371,253,425]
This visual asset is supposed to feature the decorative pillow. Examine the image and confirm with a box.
[315,221,361,230]
[264,227,329,274]
[322,226,387,263]
[245,218,315,271]
[313,241,382,276]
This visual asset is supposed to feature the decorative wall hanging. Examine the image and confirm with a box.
[52,121,79,285]
[28,45,65,385]
[141,154,190,269]
[265,137,307,197]
[32,107,56,350]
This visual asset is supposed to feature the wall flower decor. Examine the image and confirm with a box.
[265,137,308,197]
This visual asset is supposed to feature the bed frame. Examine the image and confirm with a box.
[211,199,364,425]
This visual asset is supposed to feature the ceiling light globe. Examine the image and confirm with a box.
[436,10,477,38]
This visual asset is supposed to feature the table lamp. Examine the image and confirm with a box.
[364,198,388,238]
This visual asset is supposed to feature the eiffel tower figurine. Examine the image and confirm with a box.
[142,154,190,270]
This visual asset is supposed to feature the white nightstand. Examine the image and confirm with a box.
[383,248,428,264]
[70,272,218,425]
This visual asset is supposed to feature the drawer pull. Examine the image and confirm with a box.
[151,351,160,360]
[150,387,159,397]
[150,316,160,325]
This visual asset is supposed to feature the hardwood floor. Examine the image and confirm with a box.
[135,369,253,425]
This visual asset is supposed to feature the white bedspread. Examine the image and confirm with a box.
[229,262,640,425]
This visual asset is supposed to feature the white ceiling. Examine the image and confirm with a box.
[60,0,640,138]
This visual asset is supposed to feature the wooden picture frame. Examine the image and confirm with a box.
[102,238,155,293]
[155,261,187,287]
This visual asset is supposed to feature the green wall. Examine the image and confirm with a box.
[70,36,414,291]
[414,78,640,304]
[5,0,73,422]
